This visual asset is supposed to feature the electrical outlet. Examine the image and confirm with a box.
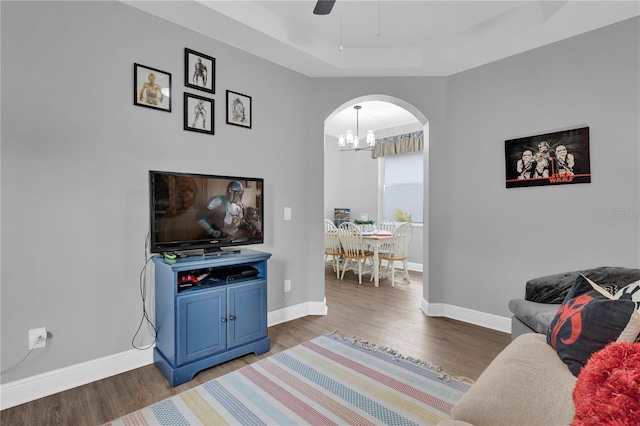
[284,279,292,293]
[29,327,47,350]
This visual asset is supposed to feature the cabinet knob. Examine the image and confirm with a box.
[220,318,227,323]
[229,315,236,321]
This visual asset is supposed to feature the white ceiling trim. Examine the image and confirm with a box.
[123,1,640,78]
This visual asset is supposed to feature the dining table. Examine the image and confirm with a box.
[361,232,393,287]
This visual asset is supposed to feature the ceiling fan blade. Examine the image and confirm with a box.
[313,0,336,15]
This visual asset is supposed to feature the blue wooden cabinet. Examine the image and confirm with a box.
[152,249,271,386]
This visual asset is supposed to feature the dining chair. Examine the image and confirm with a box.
[378,221,398,233]
[337,222,374,284]
[377,222,412,287]
[324,219,343,278]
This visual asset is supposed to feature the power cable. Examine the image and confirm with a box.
[131,231,157,350]
[1,336,46,374]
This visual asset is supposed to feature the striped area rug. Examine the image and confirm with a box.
[106,333,472,425]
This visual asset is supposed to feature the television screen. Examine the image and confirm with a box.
[149,170,264,254]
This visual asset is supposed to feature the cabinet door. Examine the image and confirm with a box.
[227,280,267,349]
[177,287,226,365]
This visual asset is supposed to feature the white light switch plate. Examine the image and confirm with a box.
[284,207,292,220]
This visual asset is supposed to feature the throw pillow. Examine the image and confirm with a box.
[614,279,640,302]
[571,340,640,426]
[546,275,640,376]
[615,280,640,343]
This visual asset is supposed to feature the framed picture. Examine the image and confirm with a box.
[184,92,214,135]
[134,63,171,112]
[185,48,215,94]
[505,126,591,188]
[226,90,252,129]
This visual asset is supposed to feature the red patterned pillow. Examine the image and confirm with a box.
[546,275,640,376]
[572,340,640,425]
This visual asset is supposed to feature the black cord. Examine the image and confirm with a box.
[131,231,157,350]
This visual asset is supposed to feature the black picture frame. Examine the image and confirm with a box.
[184,92,214,135]
[505,126,591,188]
[185,48,215,94]
[134,63,171,112]
[226,90,252,129]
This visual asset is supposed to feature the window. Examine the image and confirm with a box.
[382,151,423,223]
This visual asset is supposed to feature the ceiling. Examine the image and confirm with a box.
[123,0,639,135]
[125,1,639,78]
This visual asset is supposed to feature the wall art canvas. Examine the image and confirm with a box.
[184,48,215,94]
[134,63,171,112]
[184,92,214,135]
[333,208,351,227]
[226,90,252,128]
[505,127,591,188]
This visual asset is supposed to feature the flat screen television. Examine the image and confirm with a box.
[149,170,264,254]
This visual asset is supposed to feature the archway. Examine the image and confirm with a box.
[323,95,429,291]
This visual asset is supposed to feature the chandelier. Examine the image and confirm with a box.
[338,105,376,151]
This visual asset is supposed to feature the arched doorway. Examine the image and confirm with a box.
[323,95,429,286]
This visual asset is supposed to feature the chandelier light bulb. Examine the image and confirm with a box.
[345,130,354,145]
[367,130,375,146]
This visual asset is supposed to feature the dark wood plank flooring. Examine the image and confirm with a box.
[1,267,511,425]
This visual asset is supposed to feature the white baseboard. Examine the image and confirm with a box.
[407,262,422,273]
[421,299,511,334]
[1,348,154,410]
[382,261,422,273]
[0,299,328,410]
[268,298,328,326]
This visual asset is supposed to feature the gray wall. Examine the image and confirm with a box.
[312,17,640,313]
[1,1,318,383]
[440,17,640,312]
[2,0,638,386]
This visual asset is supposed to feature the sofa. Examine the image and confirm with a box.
[508,266,640,340]
[439,333,576,426]
[439,266,640,426]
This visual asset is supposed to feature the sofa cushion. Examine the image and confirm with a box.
[525,266,640,304]
[508,299,559,334]
[547,275,640,376]
[510,315,537,339]
[447,333,576,426]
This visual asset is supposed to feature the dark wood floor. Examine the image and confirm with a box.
[1,266,511,425]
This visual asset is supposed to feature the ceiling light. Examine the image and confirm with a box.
[339,105,375,152]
